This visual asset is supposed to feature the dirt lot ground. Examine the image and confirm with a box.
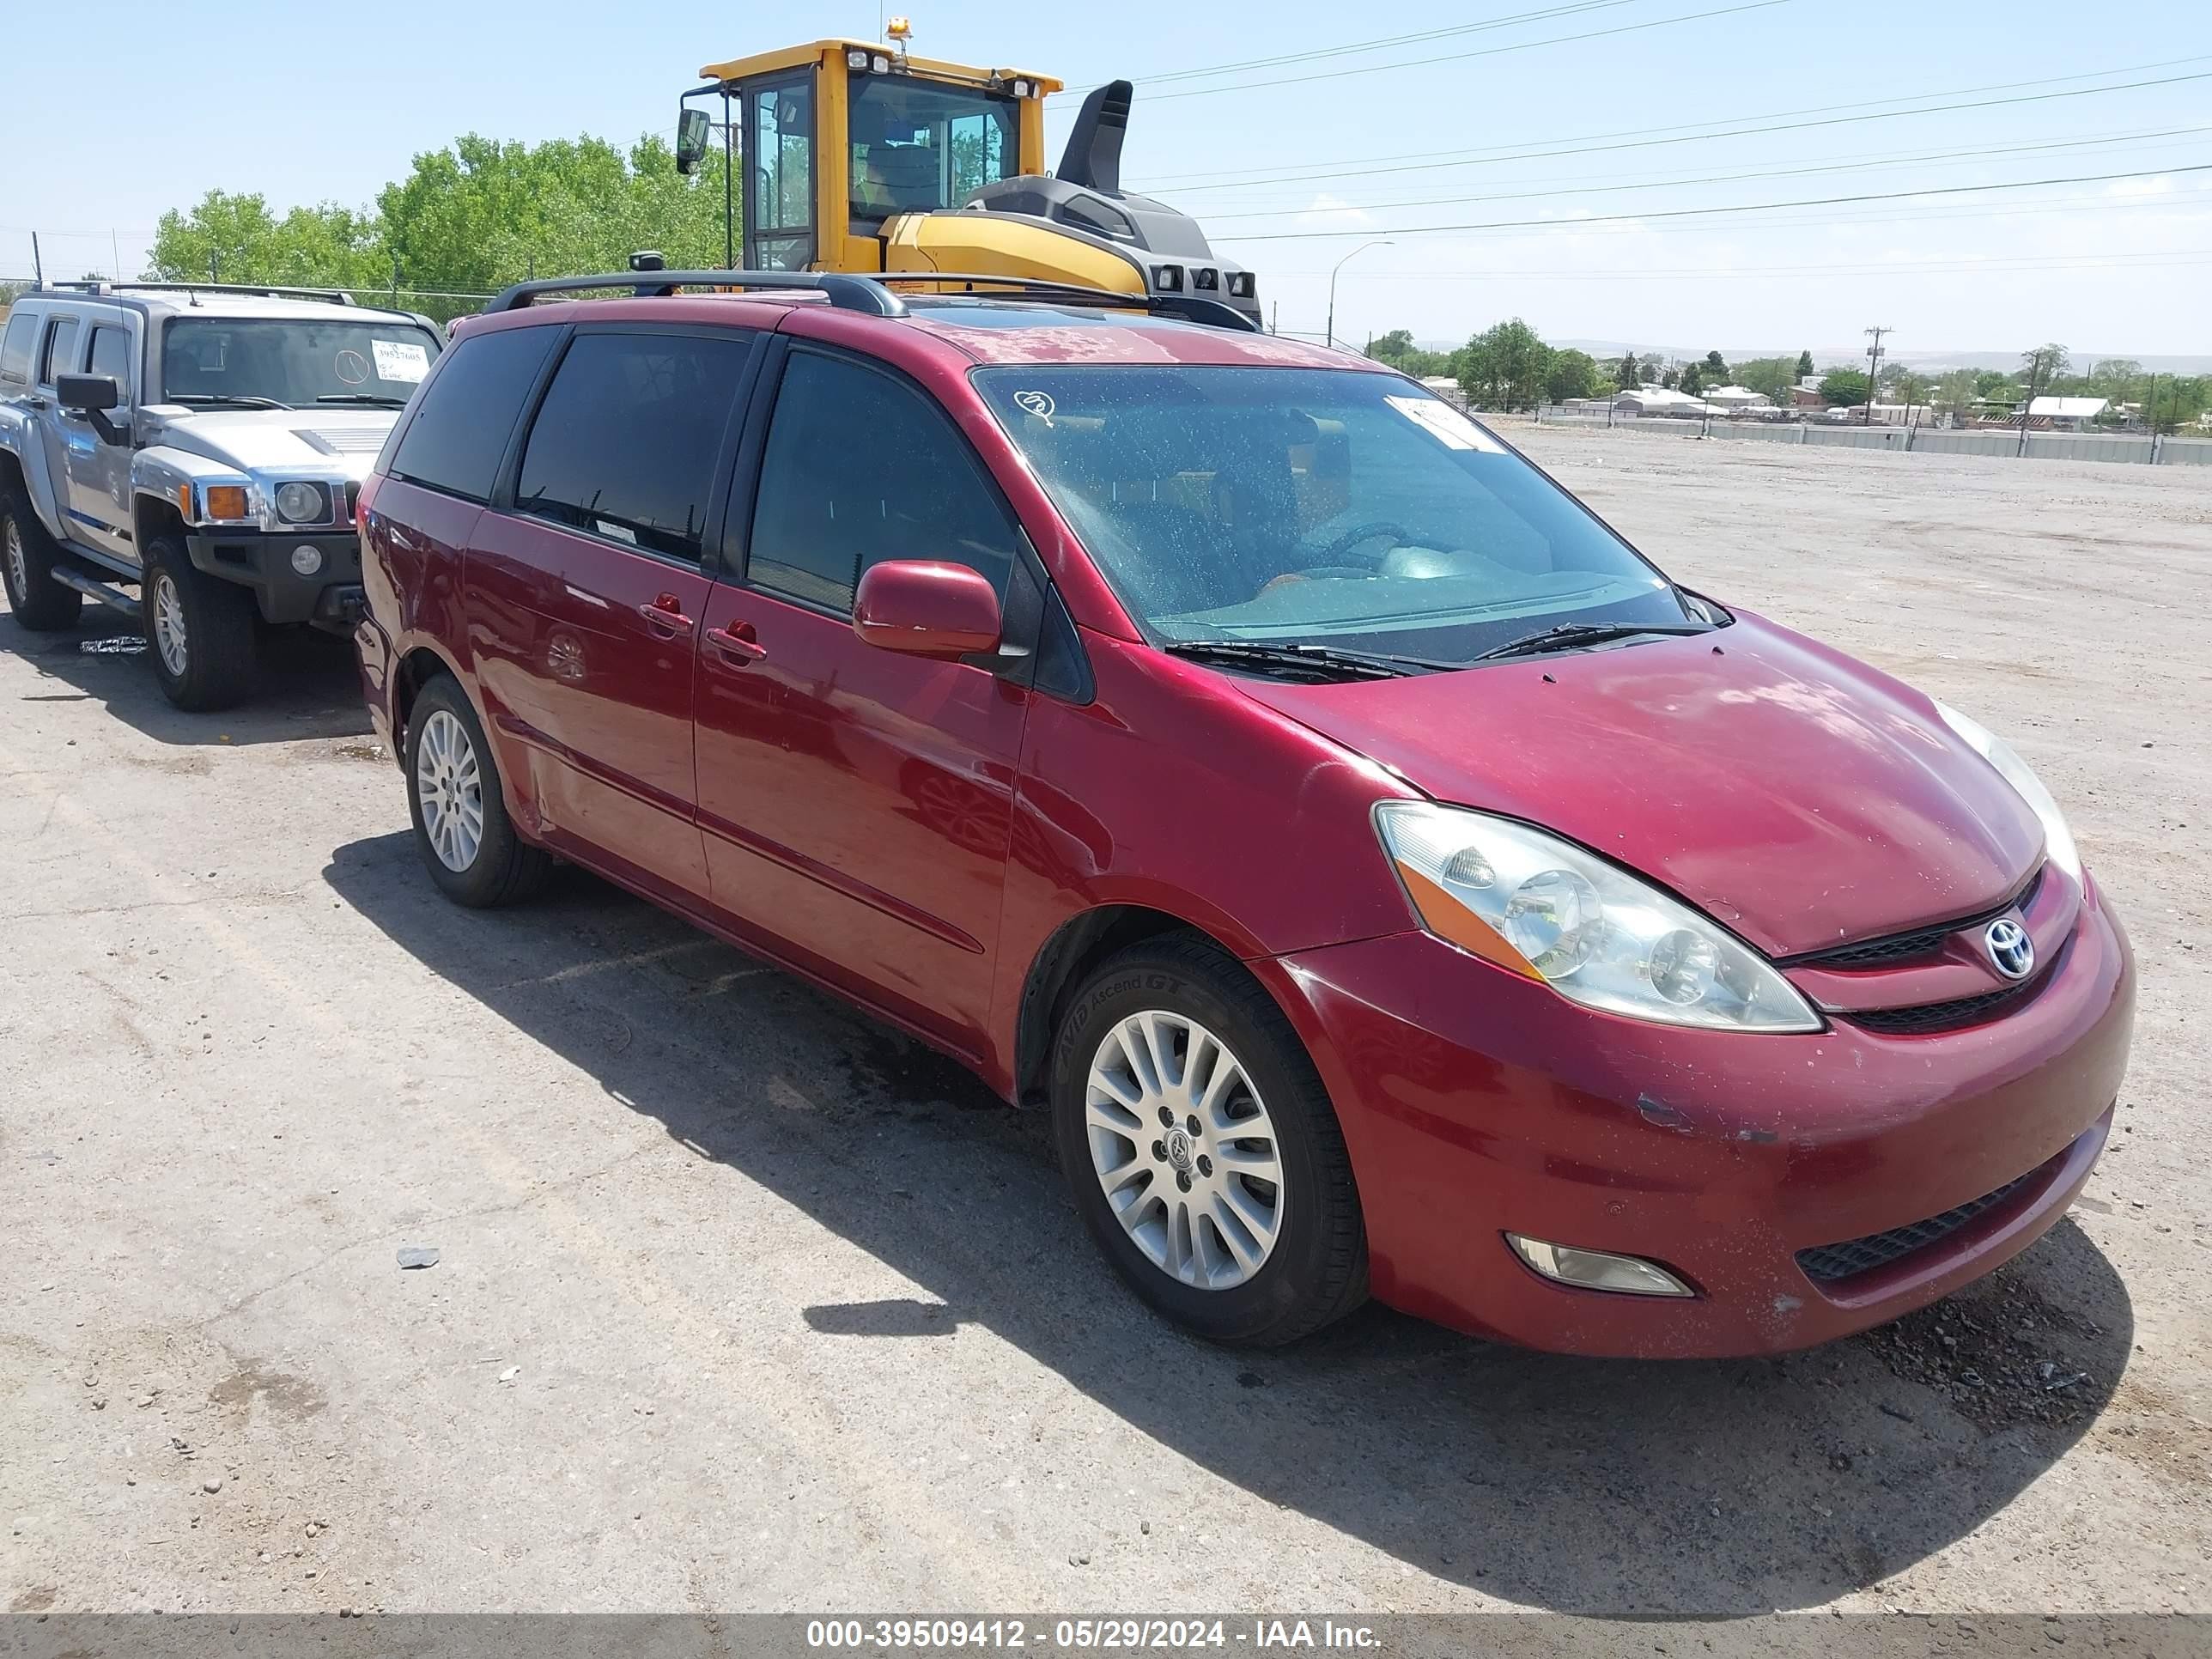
[1,434,2206,1619]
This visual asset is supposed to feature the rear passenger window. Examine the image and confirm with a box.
[39,318,80,386]
[388,325,559,503]
[0,313,35,386]
[515,331,750,563]
[89,325,134,400]
[747,351,1018,612]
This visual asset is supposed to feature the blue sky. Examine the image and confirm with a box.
[4,0,2208,361]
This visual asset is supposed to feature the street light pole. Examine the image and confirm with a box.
[1326,240,1393,352]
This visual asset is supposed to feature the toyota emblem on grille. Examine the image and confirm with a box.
[1984,917,2035,981]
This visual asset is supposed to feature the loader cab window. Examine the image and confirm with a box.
[745,77,816,270]
[848,77,1018,227]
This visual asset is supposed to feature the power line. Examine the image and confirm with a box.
[1131,57,2212,192]
[1061,0,1645,94]
[1124,0,1796,104]
[1164,122,2212,211]
[1188,125,2212,222]
[1267,247,2212,279]
[1214,160,2212,241]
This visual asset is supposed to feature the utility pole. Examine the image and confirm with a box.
[2018,351,2045,458]
[1269,301,1278,337]
[2144,371,2158,463]
[1863,325,1893,427]
[31,232,43,288]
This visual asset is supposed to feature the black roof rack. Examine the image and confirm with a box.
[482,269,1258,331]
[42,279,360,305]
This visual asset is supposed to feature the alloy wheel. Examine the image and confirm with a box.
[416,708,485,872]
[151,572,189,678]
[3,518,26,601]
[1085,1010,1285,1290]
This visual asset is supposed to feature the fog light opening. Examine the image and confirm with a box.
[1507,1234,1694,1297]
[289,544,325,577]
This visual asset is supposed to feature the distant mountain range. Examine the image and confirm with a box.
[1553,341,2212,374]
[1398,337,2209,373]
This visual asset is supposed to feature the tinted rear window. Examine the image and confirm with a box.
[388,326,559,502]
[514,331,751,563]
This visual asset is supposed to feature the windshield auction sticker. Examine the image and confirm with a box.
[372,339,431,383]
[1384,394,1505,453]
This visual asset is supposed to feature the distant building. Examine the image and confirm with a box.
[1613,385,1717,418]
[2027,395,2108,429]
[1701,384,1776,413]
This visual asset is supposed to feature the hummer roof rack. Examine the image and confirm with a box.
[483,269,1257,332]
[43,279,360,305]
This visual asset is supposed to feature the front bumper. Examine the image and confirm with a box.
[185,531,364,629]
[1256,879,2135,1358]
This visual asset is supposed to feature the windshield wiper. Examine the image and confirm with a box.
[1162,640,1456,681]
[315,393,408,406]
[171,393,295,410]
[1474,620,1711,662]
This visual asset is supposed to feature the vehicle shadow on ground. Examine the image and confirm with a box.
[0,605,369,745]
[325,836,2135,1617]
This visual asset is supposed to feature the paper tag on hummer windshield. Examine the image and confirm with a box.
[372,339,431,384]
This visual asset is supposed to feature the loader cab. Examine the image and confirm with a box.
[680,39,1058,274]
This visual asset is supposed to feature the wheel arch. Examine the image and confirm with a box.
[131,489,189,558]
[1013,903,1257,1108]
[390,640,471,757]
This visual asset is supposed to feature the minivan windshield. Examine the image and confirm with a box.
[161,318,441,410]
[973,366,1701,664]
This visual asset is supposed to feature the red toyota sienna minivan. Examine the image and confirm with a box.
[354,272,2134,1356]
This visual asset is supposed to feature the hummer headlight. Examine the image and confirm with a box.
[274,482,328,524]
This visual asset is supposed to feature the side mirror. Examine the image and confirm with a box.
[676,106,711,175]
[57,373,121,413]
[853,560,1003,659]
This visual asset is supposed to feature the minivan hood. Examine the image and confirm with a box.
[143,407,397,482]
[1235,611,2044,957]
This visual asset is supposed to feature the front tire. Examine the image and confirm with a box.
[142,536,258,710]
[404,675,551,908]
[0,485,83,632]
[1051,935,1369,1346]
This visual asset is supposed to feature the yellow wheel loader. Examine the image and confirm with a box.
[672,26,1261,328]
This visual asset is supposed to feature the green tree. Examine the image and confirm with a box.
[1368,328,1454,377]
[1933,368,1980,421]
[1457,319,1553,411]
[1819,367,1872,406]
[1796,349,1815,377]
[1543,348,1602,403]
[1613,351,1640,390]
[2020,342,2071,393]
[1660,366,1679,389]
[1729,356,1797,402]
[1679,362,1705,398]
[1703,349,1728,380]
[149,191,386,289]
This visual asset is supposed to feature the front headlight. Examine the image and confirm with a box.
[1933,702,2080,883]
[1374,801,1822,1032]
[273,481,329,525]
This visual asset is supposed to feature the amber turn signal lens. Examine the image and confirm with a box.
[203,485,249,520]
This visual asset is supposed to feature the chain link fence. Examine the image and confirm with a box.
[1486,404,2212,468]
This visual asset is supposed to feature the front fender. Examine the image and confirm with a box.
[131,445,252,522]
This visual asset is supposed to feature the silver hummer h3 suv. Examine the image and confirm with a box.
[0,282,441,708]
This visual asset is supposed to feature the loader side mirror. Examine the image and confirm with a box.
[676,107,711,175]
